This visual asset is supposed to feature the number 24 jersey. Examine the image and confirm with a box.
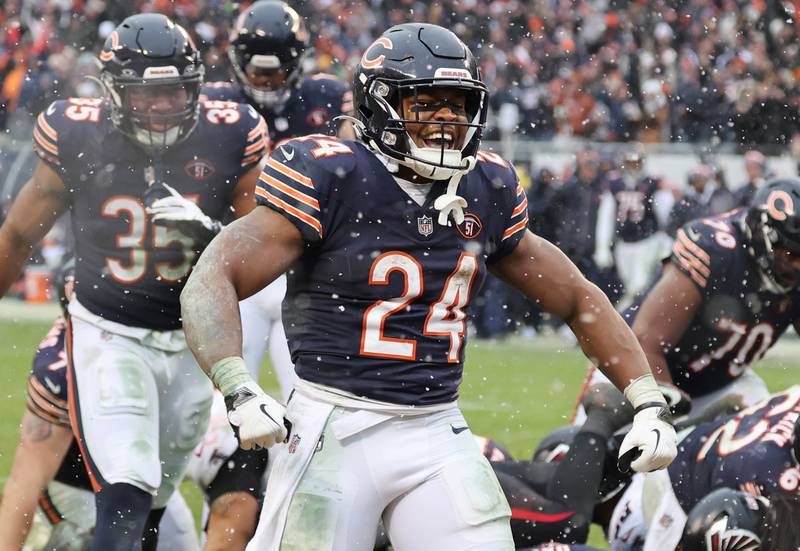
[256,137,528,406]
[33,97,267,330]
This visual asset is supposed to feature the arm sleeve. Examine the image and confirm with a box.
[255,142,325,244]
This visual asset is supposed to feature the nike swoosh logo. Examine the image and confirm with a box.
[47,102,57,115]
[651,428,661,450]
[259,403,279,424]
[280,146,294,161]
[686,227,701,241]
[43,377,61,395]
[451,425,469,435]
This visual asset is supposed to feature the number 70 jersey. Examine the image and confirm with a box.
[256,137,528,406]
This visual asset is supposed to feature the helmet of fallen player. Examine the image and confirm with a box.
[744,177,800,294]
[352,23,489,181]
[681,488,768,551]
[228,0,310,109]
[99,13,203,150]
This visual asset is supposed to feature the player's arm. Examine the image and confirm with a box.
[230,164,261,217]
[0,410,72,549]
[491,230,677,472]
[181,206,304,448]
[630,264,702,385]
[0,161,69,297]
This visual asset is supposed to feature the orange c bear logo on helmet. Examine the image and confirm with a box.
[361,37,393,69]
[766,190,795,221]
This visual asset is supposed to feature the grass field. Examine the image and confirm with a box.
[2,306,799,549]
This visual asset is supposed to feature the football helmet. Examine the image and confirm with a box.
[681,488,768,551]
[743,178,800,294]
[352,23,488,181]
[228,0,310,109]
[99,14,203,150]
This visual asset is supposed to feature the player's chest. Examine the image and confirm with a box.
[266,99,333,142]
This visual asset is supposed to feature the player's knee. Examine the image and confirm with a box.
[206,491,259,550]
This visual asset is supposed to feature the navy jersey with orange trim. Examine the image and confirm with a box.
[608,175,659,242]
[33,98,267,330]
[201,74,352,146]
[255,139,527,405]
[530,545,599,551]
[669,387,800,510]
[631,210,800,397]
[26,317,93,491]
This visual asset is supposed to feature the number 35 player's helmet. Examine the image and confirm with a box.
[99,14,204,150]
[352,23,488,181]
[744,178,800,294]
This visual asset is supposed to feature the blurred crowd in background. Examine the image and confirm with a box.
[1,0,799,337]
[2,0,800,147]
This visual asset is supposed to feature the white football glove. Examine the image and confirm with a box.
[618,404,677,473]
[224,381,290,450]
[146,183,222,243]
[593,246,614,269]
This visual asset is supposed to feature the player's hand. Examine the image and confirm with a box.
[593,246,614,269]
[146,183,222,244]
[224,381,290,450]
[618,404,677,473]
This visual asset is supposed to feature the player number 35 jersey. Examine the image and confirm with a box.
[255,137,527,406]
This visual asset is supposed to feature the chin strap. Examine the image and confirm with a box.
[434,171,467,226]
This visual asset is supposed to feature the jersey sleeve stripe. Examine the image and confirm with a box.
[266,157,314,189]
[502,214,529,241]
[677,229,711,265]
[33,127,59,156]
[511,196,528,218]
[28,377,68,409]
[672,251,709,288]
[516,183,524,196]
[37,113,58,141]
[256,188,323,237]
[259,173,320,211]
[244,138,267,157]
[672,242,711,277]
[241,153,264,167]
[26,396,69,426]
[247,119,267,141]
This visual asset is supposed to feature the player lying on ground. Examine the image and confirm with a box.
[0,13,267,550]
[577,177,800,421]
[181,22,677,550]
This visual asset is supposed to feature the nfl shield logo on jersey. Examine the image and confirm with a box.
[418,215,434,237]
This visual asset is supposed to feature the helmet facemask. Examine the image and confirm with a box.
[363,77,487,181]
[228,47,308,110]
[745,208,800,294]
[103,71,203,151]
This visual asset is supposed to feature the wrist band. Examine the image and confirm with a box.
[634,401,668,414]
[623,374,666,410]
[210,356,252,396]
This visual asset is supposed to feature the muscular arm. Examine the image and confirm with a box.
[490,230,653,391]
[630,263,702,385]
[0,410,73,549]
[0,161,69,296]
[181,206,304,373]
[230,165,261,218]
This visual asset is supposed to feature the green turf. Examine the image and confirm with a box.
[1,319,798,549]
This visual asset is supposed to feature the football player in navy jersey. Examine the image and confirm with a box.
[0,14,268,550]
[182,23,677,550]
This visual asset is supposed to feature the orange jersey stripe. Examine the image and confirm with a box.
[673,242,711,277]
[37,113,58,141]
[33,127,59,156]
[33,145,61,166]
[248,119,267,140]
[241,153,264,167]
[259,174,320,211]
[673,248,709,287]
[511,197,529,218]
[26,396,68,426]
[502,215,529,241]
[516,183,524,196]
[266,157,314,189]
[38,493,62,524]
[677,229,711,265]
[244,138,267,156]
[258,188,322,237]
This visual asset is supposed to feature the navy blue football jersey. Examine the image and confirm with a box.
[669,387,800,510]
[201,74,352,146]
[26,317,93,491]
[255,140,527,405]
[33,98,268,329]
[658,210,800,396]
[608,175,659,242]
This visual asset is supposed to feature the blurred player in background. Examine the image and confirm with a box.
[0,13,267,549]
[182,23,676,550]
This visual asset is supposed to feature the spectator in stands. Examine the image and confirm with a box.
[666,165,736,237]
[734,150,770,207]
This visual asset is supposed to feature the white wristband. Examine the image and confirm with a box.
[623,374,666,411]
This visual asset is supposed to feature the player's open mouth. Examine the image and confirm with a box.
[423,131,456,149]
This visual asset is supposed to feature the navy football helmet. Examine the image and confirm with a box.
[681,488,768,551]
[744,178,800,294]
[352,23,488,181]
[228,1,310,109]
[99,14,203,150]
